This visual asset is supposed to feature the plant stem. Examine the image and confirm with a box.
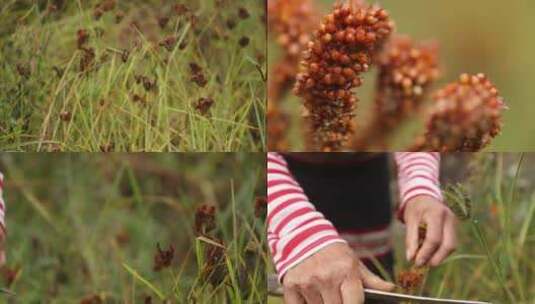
[470,219,516,303]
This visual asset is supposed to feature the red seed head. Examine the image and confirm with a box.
[293,2,394,151]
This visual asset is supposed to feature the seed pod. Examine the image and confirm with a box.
[238,7,250,19]
[194,204,216,235]
[153,243,175,272]
[294,2,394,151]
[115,10,125,23]
[239,36,250,47]
[195,97,215,116]
[77,29,89,49]
[412,73,505,151]
[159,36,177,51]
[59,111,71,122]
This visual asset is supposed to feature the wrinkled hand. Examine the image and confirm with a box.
[283,242,395,304]
[404,195,458,267]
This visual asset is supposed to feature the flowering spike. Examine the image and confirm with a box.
[294,2,394,151]
[412,73,505,151]
[354,35,440,149]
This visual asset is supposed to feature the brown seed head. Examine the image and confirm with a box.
[194,204,216,235]
[153,243,175,272]
[77,29,89,49]
[239,36,250,47]
[238,7,250,19]
[195,97,215,116]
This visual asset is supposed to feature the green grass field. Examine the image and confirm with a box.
[0,0,266,152]
[0,153,267,303]
[268,153,535,303]
[269,0,535,151]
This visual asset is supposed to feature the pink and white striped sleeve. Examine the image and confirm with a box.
[267,153,346,282]
[0,172,5,230]
[394,152,443,221]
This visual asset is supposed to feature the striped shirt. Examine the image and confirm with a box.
[267,152,442,281]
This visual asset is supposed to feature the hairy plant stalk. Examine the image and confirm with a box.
[294,1,394,151]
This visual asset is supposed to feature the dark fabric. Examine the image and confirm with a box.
[285,153,395,281]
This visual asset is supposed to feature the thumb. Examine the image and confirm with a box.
[359,261,395,291]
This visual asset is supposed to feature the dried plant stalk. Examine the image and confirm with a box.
[294,1,394,151]
[354,35,440,149]
[268,0,319,150]
[411,73,505,151]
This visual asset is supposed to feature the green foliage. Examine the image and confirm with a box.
[0,153,267,303]
[0,0,266,151]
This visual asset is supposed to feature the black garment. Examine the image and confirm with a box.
[285,153,395,281]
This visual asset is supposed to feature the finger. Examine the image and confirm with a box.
[405,212,420,262]
[0,251,5,266]
[340,276,364,304]
[430,214,457,266]
[415,211,445,266]
[318,281,342,304]
[284,288,305,304]
[359,261,396,291]
[299,284,323,304]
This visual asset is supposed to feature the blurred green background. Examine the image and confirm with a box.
[269,0,535,150]
[0,153,266,303]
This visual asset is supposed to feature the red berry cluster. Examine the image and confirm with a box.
[294,2,394,151]
[412,73,505,151]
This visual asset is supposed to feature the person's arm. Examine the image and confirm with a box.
[394,152,443,220]
[394,152,457,267]
[268,153,394,304]
[267,153,346,281]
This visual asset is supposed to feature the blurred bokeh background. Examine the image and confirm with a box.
[269,0,535,150]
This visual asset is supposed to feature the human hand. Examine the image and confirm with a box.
[404,195,458,267]
[283,242,395,304]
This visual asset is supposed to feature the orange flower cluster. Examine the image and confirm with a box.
[355,35,439,148]
[412,73,505,151]
[294,2,394,151]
